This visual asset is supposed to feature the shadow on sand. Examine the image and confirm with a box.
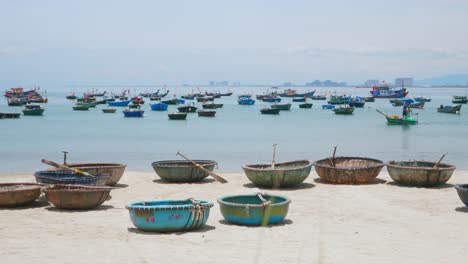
[218,219,293,228]
[386,182,455,189]
[313,178,387,185]
[45,204,115,212]
[127,224,216,235]
[153,178,216,184]
[242,182,315,190]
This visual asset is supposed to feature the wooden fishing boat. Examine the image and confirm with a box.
[437,104,461,114]
[177,105,198,113]
[76,102,96,108]
[271,103,291,111]
[66,95,77,100]
[454,184,468,207]
[386,115,418,125]
[126,199,213,232]
[149,96,161,101]
[0,183,42,207]
[131,97,145,105]
[322,104,335,109]
[168,112,187,120]
[220,92,233,96]
[260,108,280,115]
[43,184,113,210]
[73,105,89,111]
[22,107,45,116]
[34,170,109,185]
[65,163,127,186]
[299,103,313,108]
[238,98,255,105]
[0,113,21,119]
[217,194,291,226]
[202,103,223,109]
[262,97,281,103]
[453,95,467,100]
[162,98,185,105]
[362,97,375,102]
[152,160,217,182]
[25,104,41,109]
[181,95,195,100]
[348,99,365,108]
[333,107,355,115]
[150,102,168,111]
[197,110,216,117]
[311,95,327,100]
[279,89,315,98]
[196,96,214,102]
[292,97,306,102]
[410,102,425,109]
[387,161,456,187]
[102,108,116,113]
[414,97,431,102]
[123,109,144,117]
[314,157,385,184]
[243,160,312,188]
[452,98,468,104]
[108,100,130,107]
[128,103,141,109]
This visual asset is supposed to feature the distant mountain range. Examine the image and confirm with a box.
[416,74,468,86]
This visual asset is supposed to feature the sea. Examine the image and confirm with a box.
[1,86,467,173]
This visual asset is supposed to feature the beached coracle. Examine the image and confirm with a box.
[151,160,217,182]
[64,163,127,186]
[454,184,468,207]
[34,170,109,185]
[386,161,456,187]
[0,183,42,207]
[314,157,385,184]
[217,194,291,226]
[42,184,113,210]
[126,199,214,232]
[243,160,312,188]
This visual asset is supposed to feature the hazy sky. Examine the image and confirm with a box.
[1,0,468,86]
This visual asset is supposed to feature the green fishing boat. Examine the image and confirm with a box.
[73,105,90,111]
[453,95,467,100]
[299,103,313,109]
[22,108,45,116]
[386,115,418,125]
[333,107,354,115]
[271,103,292,111]
[452,98,467,104]
[242,160,312,188]
[328,97,348,105]
[76,102,96,108]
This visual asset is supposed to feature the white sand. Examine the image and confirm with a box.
[1,170,468,264]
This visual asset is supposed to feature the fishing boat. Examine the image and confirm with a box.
[76,102,96,108]
[243,160,312,188]
[0,113,21,119]
[437,104,461,114]
[452,98,468,104]
[152,160,217,182]
[126,199,213,232]
[202,103,223,109]
[333,106,355,115]
[453,95,467,100]
[25,104,42,109]
[348,98,365,108]
[218,194,291,226]
[262,97,281,103]
[386,115,418,125]
[299,103,313,109]
[387,160,455,187]
[391,98,414,106]
[196,96,214,102]
[197,110,216,117]
[128,103,141,109]
[409,102,425,109]
[328,97,348,105]
[162,98,185,105]
[66,93,77,100]
[220,92,233,96]
[62,163,126,186]
[238,98,255,105]
[102,109,116,113]
[34,170,108,185]
[292,97,306,102]
[22,107,45,116]
[177,105,198,113]
[43,185,113,210]
[73,105,89,111]
[123,109,144,117]
[149,96,161,101]
[168,112,187,120]
[181,95,195,100]
[260,108,280,115]
[7,98,26,106]
[362,97,375,102]
[370,83,408,98]
[0,183,42,207]
[271,103,291,111]
[314,157,385,184]
[311,95,327,100]
[414,97,432,102]
[455,185,468,207]
[150,102,168,111]
[108,100,130,107]
[131,97,145,105]
[279,89,315,98]
[322,104,335,109]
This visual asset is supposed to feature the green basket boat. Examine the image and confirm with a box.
[386,115,418,125]
[333,107,354,115]
[242,160,312,188]
[73,105,90,111]
[271,103,292,111]
[22,108,45,116]
[299,103,313,109]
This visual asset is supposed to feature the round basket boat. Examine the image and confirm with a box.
[387,161,456,187]
[151,160,217,182]
[42,184,112,210]
[0,183,42,207]
[242,160,312,188]
[126,199,213,232]
[64,163,126,186]
[454,184,468,207]
[217,194,291,226]
[314,156,385,184]
[34,170,109,186]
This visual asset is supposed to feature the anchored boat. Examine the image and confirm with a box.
[437,104,461,114]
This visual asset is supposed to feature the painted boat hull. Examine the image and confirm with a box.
[65,163,127,186]
[243,160,312,188]
[43,185,112,210]
[386,116,418,125]
[22,108,44,116]
[34,170,109,185]
[387,161,456,187]
[437,105,461,113]
[177,106,198,113]
[260,108,280,115]
[218,194,290,226]
[102,109,116,113]
[197,110,216,117]
[322,104,335,109]
[299,103,313,108]
[127,199,213,232]
[168,113,187,120]
[314,157,384,184]
[152,160,216,182]
[202,103,223,109]
[123,110,144,117]
[73,105,89,111]
[150,103,168,111]
[238,99,255,105]
[271,103,291,111]
[333,107,355,114]
[0,183,42,207]
[108,100,131,107]
[455,184,468,207]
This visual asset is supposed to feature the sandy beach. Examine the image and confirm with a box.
[1,170,468,264]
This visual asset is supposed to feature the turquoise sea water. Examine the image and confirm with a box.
[1,86,467,173]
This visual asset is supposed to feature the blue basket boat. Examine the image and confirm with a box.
[150,103,168,111]
[322,104,335,109]
[108,100,131,107]
[126,199,214,232]
[123,109,144,117]
[217,194,291,226]
[34,170,109,185]
[238,98,255,105]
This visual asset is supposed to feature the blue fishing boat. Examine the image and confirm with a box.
[370,83,408,98]
[414,97,431,102]
[348,97,365,108]
[238,97,255,105]
[263,97,281,103]
[123,109,144,117]
[292,98,306,102]
[108,100,130,107]
[322,104,335,109]
[150,103,168,111]
[391,98,414,106]
[126,199,213,232]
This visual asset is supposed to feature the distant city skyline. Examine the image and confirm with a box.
[1,0,468,87]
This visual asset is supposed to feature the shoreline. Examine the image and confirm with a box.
[1,170,468,263]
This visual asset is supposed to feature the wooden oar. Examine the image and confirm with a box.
[329,146,337,167]
[176,152,228,183]
[257,193,272,227]
[271,144,277,169]
[41,159,96,177]
[62,150,69,165]
[368,106,389,117]
[434,152,448,169]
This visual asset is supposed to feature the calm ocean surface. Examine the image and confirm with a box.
[1,86,467,173]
